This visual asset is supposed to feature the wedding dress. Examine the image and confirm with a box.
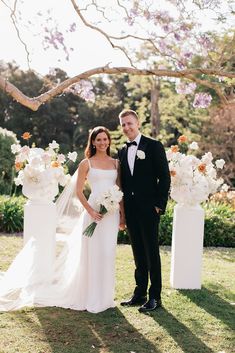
[0,161,120,313]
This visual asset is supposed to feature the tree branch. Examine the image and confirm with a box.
[0,0,31,68]
[1,66,234,111]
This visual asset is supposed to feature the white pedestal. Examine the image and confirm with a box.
[23,200,56,280]
[170,204,205,289]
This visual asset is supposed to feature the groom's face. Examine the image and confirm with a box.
[120,114,140,141]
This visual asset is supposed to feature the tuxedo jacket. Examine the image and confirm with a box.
[118,135,171,213]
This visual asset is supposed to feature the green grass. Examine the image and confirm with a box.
[0,235,234,353]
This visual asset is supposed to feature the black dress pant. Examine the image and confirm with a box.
[124,196,162,300]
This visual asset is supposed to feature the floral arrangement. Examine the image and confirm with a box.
[83,185,123,237]
[166,135,227,206]
[11,132,77,201]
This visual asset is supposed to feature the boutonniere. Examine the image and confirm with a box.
[136,150,145,160]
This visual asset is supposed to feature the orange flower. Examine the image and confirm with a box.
[177,135,188,144]
[51,161,61,168]
[21,132,32,140]
[171,145,179,153]
[170,170,177,177]
[15,162,23,171]
[198,163,206,173]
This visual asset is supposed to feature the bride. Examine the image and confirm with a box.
[0,126,125,313]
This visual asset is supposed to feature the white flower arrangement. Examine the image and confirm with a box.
[166,136,226,206]
[136,150,145,160]
[83,185,123,237]
[12,133,77,201]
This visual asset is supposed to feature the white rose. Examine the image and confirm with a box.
[202,152,213,165]
[221,183,229,192]
[189,142,199,150]
[215,159,225,169]
[49,140,59,150]
[68,151,78,162]
[136,150,145,160]
[11,144,21,154]
[57,154,66,164]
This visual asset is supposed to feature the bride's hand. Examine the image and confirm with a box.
[88,209,103,222]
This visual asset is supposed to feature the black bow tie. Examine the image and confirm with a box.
[125,141,137,148]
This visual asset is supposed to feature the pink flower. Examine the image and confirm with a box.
[193,93,212,108]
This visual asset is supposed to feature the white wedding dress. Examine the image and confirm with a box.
[0,164,119,313]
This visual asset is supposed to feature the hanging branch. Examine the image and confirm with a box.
[1,66,234,111]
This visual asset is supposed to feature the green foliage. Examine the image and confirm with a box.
[0,195,26,233]
[203,201,235,247]
[0,127,18,195]
[118,200,235,247]
[1,196,233,246]
[117,228,130,244]
[158,81,209,146]
[159,201,175,245]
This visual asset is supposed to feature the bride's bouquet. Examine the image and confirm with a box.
[11,132,78,201]
[166,135,226,206]
[83,185,123,237]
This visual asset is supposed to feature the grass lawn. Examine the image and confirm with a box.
[0,234,234,353]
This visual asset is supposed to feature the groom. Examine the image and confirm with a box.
[118,109,171,312]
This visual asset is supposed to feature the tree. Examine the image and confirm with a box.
[0,0,234,111]
[0,127,18,194]
[202,104,235,186]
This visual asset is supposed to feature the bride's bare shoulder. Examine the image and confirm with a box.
[110,158,119,168]
[78,158,89,171]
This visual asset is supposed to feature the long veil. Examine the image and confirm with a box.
[0,170,86,311]
[56,170,84,236]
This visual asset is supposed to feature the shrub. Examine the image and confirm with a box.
[203,201,235,247]
[0,196,234,247]
[0,195,26,233]
[0,127,18,195]
[118,200,235,247]
[117,201,174,245]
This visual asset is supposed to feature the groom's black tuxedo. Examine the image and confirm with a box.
[118,135,170,300]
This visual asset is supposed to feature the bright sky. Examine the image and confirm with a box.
[0,0,130,76]
[0,0,233,77]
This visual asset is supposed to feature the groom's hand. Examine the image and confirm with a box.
[119,215,126,230]
[119,222,126,231]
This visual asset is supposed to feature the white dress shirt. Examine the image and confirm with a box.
[127,133,141,175]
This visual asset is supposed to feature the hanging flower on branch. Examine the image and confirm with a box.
[166,136,227,206]
[192,93,212,108]
[65,80,95,102]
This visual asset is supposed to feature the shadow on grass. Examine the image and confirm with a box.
[179,285,235,331]
[12,306,161,353]
[150,307,213,353]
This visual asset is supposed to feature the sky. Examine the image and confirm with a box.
[0,0,233,77]
[0,0,130,76]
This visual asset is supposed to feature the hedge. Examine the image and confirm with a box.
[0,196,234,247]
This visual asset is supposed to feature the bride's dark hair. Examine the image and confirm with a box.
[85,126,111,158]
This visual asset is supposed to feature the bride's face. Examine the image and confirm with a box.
[93,132,110,153]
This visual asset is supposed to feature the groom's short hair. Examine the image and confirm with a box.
[119,109,139,120]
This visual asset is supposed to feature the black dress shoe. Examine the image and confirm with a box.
[138,299,162,313]
[121,295,147,306]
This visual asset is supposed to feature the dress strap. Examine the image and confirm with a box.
[115,159,118,169]
[87,159,92,169]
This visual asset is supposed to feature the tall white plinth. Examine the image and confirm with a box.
[170,204,205,289]
[23,200,56,280]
